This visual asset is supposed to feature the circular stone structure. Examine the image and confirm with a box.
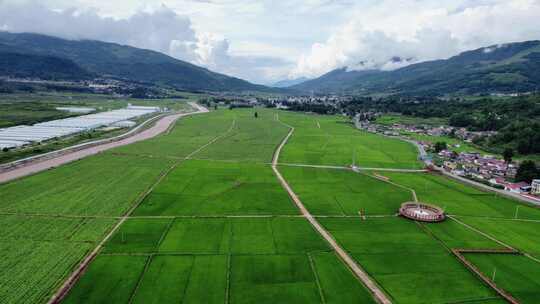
[399,202,446,222]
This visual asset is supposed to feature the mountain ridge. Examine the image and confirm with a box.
[0,31,275,92]
[292,40,540,95]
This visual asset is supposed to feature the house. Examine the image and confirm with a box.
[504,182,530,194]
[532,180,540,195]
[489,177,506,186]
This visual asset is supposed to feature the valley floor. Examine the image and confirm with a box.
[0,108,538,304]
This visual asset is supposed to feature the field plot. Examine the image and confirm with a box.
[0,214,117,304]
[319,217,499,303]
[457,217,540,255]
[0,153,173,216]
[280,166,411,215]
[379,172,540,219]
[135,160,298,216]
[0,240,91,304]
[111,109,234,159]
[278,111,421,169]
[67,217,375,304]
[464,254,540,304]
[194,109,289,163]
[422,219,502,249]
[157,217,330,254]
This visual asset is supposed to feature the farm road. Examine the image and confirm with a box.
[0,103,208,184]
[271,120,393,304]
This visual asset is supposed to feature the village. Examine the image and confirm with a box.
[356,115,540,202]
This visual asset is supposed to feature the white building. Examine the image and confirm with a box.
[532,179,540,195]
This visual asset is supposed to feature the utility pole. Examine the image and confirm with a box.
[492,267,497,282]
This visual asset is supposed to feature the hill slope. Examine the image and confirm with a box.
[0,32,271,92]
[0,52,94,80]
[293,41,540,95]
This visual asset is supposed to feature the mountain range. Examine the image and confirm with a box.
[1,31,540,95]
[292,41,540,95]
[0,32,271,92]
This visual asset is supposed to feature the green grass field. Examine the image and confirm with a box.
[378,172,540,220]
[319,217,498,303]
[278,111,422,169]
[464,254,540,304]
[135,160,298,216]
[280,166,411,215]
[2,107,539,303]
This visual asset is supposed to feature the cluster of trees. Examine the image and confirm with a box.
[516,161,540,184]
[342,94,540,155]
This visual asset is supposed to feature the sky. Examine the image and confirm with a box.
[1,0,540,84]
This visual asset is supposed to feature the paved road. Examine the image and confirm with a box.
[272,121,393,304]
[0,103,208,185]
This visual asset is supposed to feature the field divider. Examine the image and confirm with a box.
[307,253,327,304]
[271,119,393,304]
[48,113,237,304]
[225,254,232,304]
[354,168,418,203]
[127,254,154,304]
[419,217,523,303]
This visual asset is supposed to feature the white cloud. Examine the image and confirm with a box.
[0,1,289,84]
[1,0,540,83]
[291,0,540,78]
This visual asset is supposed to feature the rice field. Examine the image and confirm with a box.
[278,111,422,169]
[1,107,539,303]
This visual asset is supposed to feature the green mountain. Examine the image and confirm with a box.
[0,52,94,80]
[292,41,540,95]
[0,32,271,92]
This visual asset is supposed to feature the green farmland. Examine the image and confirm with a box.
[1,106,539,303]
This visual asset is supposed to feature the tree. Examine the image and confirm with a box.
[503,148,514,163]
[434,141,447,153]
[515,160,539,184]
[254,112,258,118]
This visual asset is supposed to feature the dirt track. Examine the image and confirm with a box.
[0,103,208,184]
[271,120,393,304]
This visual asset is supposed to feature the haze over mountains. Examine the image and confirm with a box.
[1,31,540,95]
[292,41,540,95]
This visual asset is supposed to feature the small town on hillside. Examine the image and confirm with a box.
[356,115,540,202]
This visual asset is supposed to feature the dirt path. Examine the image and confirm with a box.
[271,122,393,304]
[0,103,208,185]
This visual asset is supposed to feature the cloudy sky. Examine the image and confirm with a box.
[1,0,540,84]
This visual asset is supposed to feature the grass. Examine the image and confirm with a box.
[111,110,234,159]
[230,254,321,304]
[280,166,412,215]
[401,131,493,154]
[310,252,376,304]
[464,254,540,304]
[103,218,172,253]
[135,160,298,216]
[319,217,498,303]
[422,219,502,249]
[5,107,540,303]
[278,111,422,169]
[158,217,330,254]
[63,255,149,304]
[375,114,448,127]
[131,255,228,304]
[0,154,173,216]
[194,109,289,162]
[457,217,540,255]
[378,172,540,220]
